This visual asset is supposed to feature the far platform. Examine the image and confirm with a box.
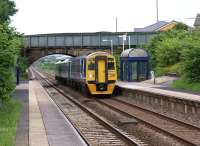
[116,77,200,125]
[116,79,200,103]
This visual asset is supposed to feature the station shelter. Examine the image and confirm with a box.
[120,48,149,81]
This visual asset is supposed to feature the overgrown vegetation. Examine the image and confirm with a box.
[147,23,188,71]
[0,0,23,102]
[113,48,122,79]
[18,56,28,80]
[181,31,200,82]
[147,22,200,91]
[147,23,200,82]
[0,99,21,146]
[0,0,24,145]
[172,78,200,92]
[0,0,17,23]
[0,23,23,101]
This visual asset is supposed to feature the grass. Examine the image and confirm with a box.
[172,78,200,93]
[155,63,182,77]
[0,99,22,146]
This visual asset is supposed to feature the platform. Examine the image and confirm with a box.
[116,81,200,116]
[29,80,87,146]
[116,81,200,103]
[13,81,29,146]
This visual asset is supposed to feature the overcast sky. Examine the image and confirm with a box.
[11,0,199,35]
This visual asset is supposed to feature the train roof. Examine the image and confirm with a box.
[55,57,71,64]
[55,51,112,64]
[86,51,111,58]
[68,51,112,60]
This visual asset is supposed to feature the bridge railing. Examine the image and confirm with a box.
[24,32,157,48]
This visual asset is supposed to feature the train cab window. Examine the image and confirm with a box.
[108,62,115,70]
[88,62,95,70]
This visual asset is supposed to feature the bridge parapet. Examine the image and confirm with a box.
[24,32,157,48]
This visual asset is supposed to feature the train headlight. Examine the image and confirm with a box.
[89,74,93,78]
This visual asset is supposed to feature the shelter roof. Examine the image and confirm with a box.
[121,48,148,58]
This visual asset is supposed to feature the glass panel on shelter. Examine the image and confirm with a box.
[138,62,147,80]
[130,62,137,81]
[120,48,149,82]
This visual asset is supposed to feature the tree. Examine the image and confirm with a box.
[0,0,22,102]
[0,0,17,22]
[155,38,182,67]
[0,23,22,101]
[181,30,200,82]
[147,32,165,68]
[147,22,200,82]
[147,22,189,69]
[174,22,188,31]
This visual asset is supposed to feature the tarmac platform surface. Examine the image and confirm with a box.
[117,81,200,103]
[13,81,29,146]
[29,80,87,146]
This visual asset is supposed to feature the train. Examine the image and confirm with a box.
[55,52,117,95]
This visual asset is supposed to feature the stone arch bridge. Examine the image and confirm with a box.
[23,31,156,64]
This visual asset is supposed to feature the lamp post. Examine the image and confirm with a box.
[103,39,113,55]
[118,35,126,51]
[119,34,131,51]
[128,35,131,49]
[156,0,159,22]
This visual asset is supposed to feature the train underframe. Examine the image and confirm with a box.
[55,76,115,95]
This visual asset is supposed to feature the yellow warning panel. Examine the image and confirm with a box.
[98,60,106,83]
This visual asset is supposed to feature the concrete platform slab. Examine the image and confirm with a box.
[29,80,49,146]
[13,81,29,146]
[117,81,200,103]
[29,80,87,146]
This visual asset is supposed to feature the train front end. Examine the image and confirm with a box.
[86,52,117,95]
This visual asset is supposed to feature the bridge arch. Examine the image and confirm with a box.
[24,47,78,65]
[23,32,157,65]
[24,47,110,65]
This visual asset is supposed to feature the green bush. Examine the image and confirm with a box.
[146,22,200,83]
[0,0,23,102]
[155,38,182,67]
[172,78,200,92]
[155,63,182,76]
[181,32,200,82]
[0,0,17,23]
[0,23,22,101]
[147,27,188,68]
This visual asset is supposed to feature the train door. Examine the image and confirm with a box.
[95,56,108,91]
[98,60,106,82]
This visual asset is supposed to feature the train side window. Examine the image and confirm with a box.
[108,62,115,70]
[82,59,86,76]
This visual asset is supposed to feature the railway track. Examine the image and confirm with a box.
[113,97,200,129]
[97,98,200,146]
[33,68,200,146]
[31,68,145,146]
